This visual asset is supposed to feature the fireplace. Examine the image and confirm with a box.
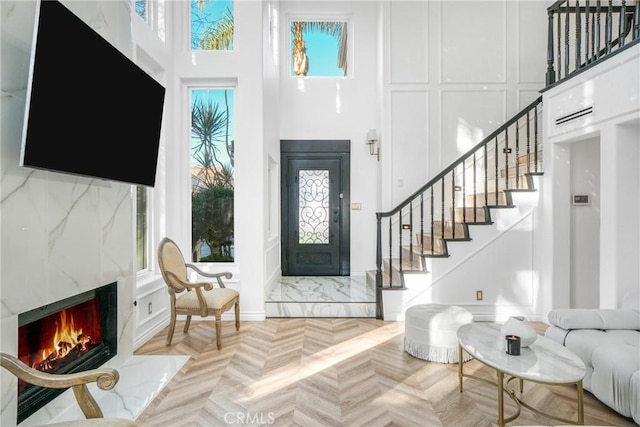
[16,282,117,424]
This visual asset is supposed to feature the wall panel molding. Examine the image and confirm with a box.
[439,89,507,166]
[439,0,507,84]
[389,89,430,205]
[390,1,428,84]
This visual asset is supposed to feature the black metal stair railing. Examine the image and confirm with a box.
[374,96,543,319]
[545,0,640,87]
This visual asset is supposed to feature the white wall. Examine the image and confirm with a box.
[570,137,600,308]
[278,1,382,274]
[276,0,548,277]
[542,44,640,312]
[166,1,267,320]
[130,0,174,350]
[263,1,282,291]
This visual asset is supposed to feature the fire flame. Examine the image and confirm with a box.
[34,309,92,370]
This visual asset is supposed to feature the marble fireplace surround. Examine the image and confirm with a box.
[0,1,183,425]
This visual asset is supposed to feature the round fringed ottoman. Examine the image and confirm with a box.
[404,304,474,363]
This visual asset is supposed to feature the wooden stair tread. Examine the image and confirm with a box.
[452,206,490,223]
[384,258,424,272]
[404,244,447,257]
[365,268,407,289]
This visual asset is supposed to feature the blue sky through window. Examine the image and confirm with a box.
[290,21,346,77]
[191,0,234,50]
[191,89,234,168]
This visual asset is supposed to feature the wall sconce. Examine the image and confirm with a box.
[366,129,380,161]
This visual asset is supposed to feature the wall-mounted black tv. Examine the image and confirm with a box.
[20,0,165,187]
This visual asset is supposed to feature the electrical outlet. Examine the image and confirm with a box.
[148,302,153,314]
[476,290,483,301]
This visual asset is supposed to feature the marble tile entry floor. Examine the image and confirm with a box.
[265,275,377,318]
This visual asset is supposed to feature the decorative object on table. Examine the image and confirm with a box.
[500,315,537,347]
[505,335,521,355]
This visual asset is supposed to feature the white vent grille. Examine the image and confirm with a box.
[555,106,593,125]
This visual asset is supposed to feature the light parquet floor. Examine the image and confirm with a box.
[134,319,636,427]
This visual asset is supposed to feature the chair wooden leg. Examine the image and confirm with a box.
[235,300,240,331]
[215,313,222,350]
[166,313,176,346]
[183,315,192,333]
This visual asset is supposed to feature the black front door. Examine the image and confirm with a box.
[281,140,350,276]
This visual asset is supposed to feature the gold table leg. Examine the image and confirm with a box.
[497,371,505,427]
[577,380,584,424]
[458,345,464,392]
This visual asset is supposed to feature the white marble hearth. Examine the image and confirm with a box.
[21,355,188,426]
[265,276,376,318]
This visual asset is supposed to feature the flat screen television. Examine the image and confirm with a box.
[20,0,165,187]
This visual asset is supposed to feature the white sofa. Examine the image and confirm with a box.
[545,306,640,424]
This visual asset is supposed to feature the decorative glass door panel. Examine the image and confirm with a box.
[298,169,330,245]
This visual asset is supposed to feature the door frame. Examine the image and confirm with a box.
[280,140,350,276]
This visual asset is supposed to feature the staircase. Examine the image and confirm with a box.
[368,97,544,319]
[364,0,640,320]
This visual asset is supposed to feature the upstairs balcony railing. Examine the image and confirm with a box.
[546,0,640,87]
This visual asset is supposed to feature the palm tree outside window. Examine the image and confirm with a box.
[290,20,348,77]
[135,0,147,21]
[192,0,234,51]
[191,89,235,262]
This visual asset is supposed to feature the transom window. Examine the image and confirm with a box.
[191,0,234,51]
[290,19,349,77]
[135,0,166,41]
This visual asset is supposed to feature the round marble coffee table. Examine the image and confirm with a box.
[456,322,586,426]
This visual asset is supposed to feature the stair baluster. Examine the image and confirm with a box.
[586,0,591,63]
[576,0,582,71]
[515,118,520,189]
[619,0,626,48]
[565,4,570,77]
[430,187,434,256]
[635,0,639,39]
[526,111,531,174]
[607,0,613,54]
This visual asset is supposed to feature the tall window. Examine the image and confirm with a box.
[190,89,235,262]
[290,20,348,77]
[135,0,147,21]
[136,186,148,271]
[135,0,166,41]
[191,0,234,51]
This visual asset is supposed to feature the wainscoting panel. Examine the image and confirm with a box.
[440,0,506,84]
[390,1,428,84]
[390,90,429,206]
